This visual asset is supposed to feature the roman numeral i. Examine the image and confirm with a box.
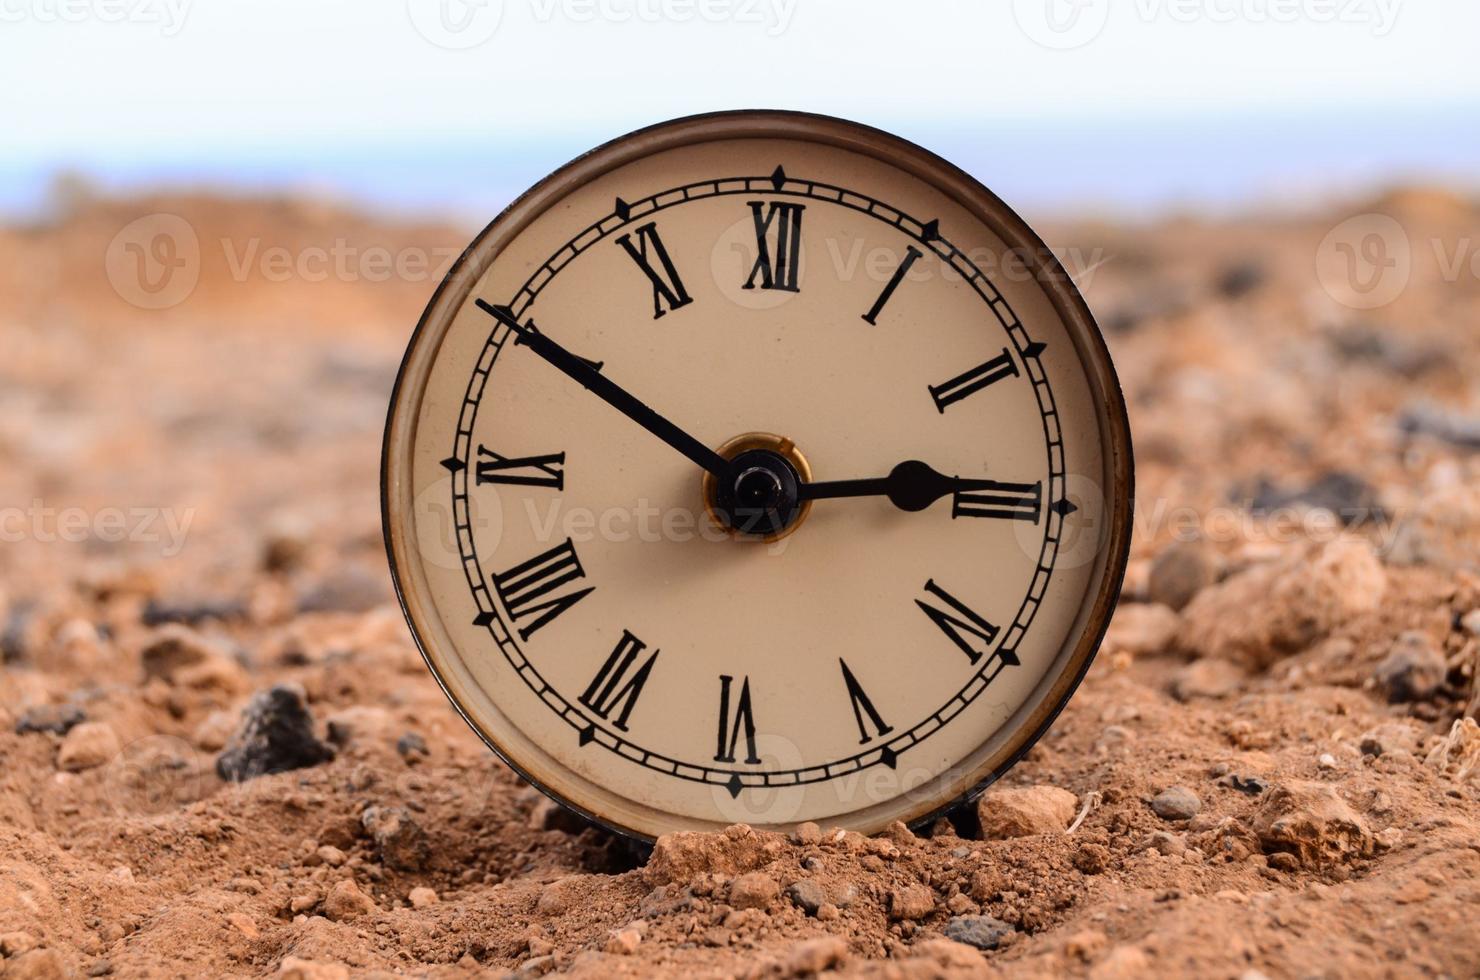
[615,221,692,319]
[742,201,804,293]
[491,538,593,642]
[579,630,658,731]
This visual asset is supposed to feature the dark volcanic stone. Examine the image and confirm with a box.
[943,914,1013,950]
[1375,631,1446,703]
[15,703,86,736]
[141,597,248,628]
[1246,472,1383,527]
[215,685,334,782]
[361,805,431,871]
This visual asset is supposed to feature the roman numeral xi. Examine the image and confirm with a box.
[615,221,692,319]
[490,538,594,642]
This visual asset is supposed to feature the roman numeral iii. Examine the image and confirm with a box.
[929,348,1018,411]
[475,445,565,489]
[839,658,892,744]
[953,481,1042,523]
[714,674,760,764]
[917,579,999,664]
[579,630,658,731]
[615,221,693,319]
[491,538,594,641]
[742,201,804,292]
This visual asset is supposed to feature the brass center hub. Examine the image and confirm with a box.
[701,432,814,541]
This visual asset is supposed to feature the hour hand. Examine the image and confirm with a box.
[798,460,1008,513]
[476,300,730,479]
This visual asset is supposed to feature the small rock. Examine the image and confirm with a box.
[887,883,936,921]
[140,597,247,628]
[316,845,346,867]
[296,565,389,614]
[729,871,778,910]
[0,602,36,664]
[1398,403,1480,451]
[1248,472,1383,527]
[644,826,777,885]
[1169,659,1245,702]
[1,932,38,956]
[1317,753,1338,770]
[15,703,86,736]
[1073,843,1111,874]
[408,886,438,909]
[1104,603,1179,655]
[785,878,827,915]
[278,957,350,980]
[791,821,821,845]
[1150,786,1202,822]
[216,684,334,782]
[57,722,120,771]
[977,784,1078,838]
[1374,631,1446,703]
[225,912,259,939]
[139,624,247,693]
[85,958,112,977]
[360,805,431,871]
[6,949,66,980]
[191,710,236,751]
[323,879,375,921]
[1359,721,1420,757]
[288,892,319,914]
[395,732,429,759]
[1252,781,1373,867]
[943,914,1013,951]
[1148,541,1220,611]
[782,936,846,976]
[1066,929,1109,961]
[604,928,641,955]
[1460,609,1480,638]
[1139,831,1185,856]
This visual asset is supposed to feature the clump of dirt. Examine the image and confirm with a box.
[3,188,1480,977]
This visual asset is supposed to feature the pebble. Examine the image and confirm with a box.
[1169,659,1245,702]
[791,821,822,845]
[782,937,846,975]
[1252,781,1373,867]
[225,912,259,939]
[296,565,388,614]
[1148,541,1219,611]
[395,731,429,760]
[943,914,1013,950]
[604,928,642,955]
[86,958,112,977]
[1248,471,1383,527]
[886,883,935,921]
[977,784,1079,838]
[315,845,347,867]
[1359,721,1419,758]
[728,871,778,910]
[215,684,334,782]
[1317,753,1338,770]
[1374,631,1446,703]
[140,597,247,628]
[360,805,431,871]
[323,878,376,921]
[1073,843,1111,874]
[408,886,438,909]
[1104,603,1179,655]
[14,703,86,736]
[1150,786,1202,822]
[57,722,120,772]
[785,878,827,915]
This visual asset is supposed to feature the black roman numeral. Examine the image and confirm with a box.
[928,348,1018,412]
[579,630,658,731]
[839,659,892,744]
[491,538,594,641]
[742,202,804,293]
[615,222,693,319]
[917,579,999,664]
[475,446,564,490]
[861,246,923,325]
[714,674,760,764]
[953,481,1042,523]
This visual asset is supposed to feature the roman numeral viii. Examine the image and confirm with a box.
[929,348,1018,412]
[953,481,1042,523]
[714,675,760,764]
[615,221,693,319]
[475,445,564,489]
[742,201,804,292]
[839,659,892,744]
[917,579,999,664]
[579,630,658,731]
[491,538,594,641]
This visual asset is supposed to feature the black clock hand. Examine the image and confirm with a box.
[798,460,1006,513]
[476,300,731,479]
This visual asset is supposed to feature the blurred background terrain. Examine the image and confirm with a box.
[3,3,1480,978]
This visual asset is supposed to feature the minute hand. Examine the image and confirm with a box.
[798,460,1005,513]
[477,300,730,479]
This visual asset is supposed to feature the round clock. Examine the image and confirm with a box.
[382,111,1132,840]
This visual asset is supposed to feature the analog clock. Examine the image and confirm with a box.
[383,111,1132,840]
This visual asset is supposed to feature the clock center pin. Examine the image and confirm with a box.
[702,431,814,541]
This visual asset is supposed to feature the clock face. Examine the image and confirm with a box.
[383,112,1132,840]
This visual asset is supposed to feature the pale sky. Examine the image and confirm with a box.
[2,0,1476,212]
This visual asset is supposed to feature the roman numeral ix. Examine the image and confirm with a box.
[615,221,693,319]
[742,201,804,293]
[917,579,1000,664]
[491,538,594,641]
[475,445,565,489]
[714,674,760,764]
[579,629,658,731]
[929,348,1019,412]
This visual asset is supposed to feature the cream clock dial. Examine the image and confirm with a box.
[383,111,1132,840]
